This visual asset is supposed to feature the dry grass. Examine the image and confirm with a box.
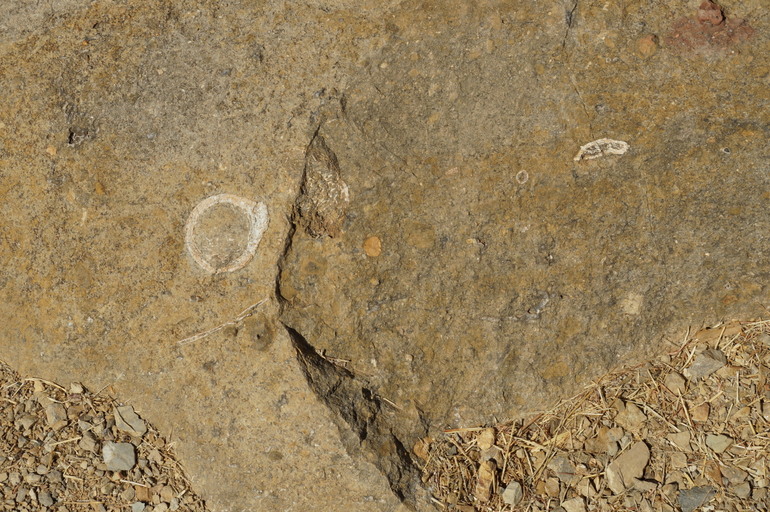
[417,320,770,512]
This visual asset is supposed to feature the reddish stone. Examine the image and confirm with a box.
[697,1,724,26]
[666,2,754,52]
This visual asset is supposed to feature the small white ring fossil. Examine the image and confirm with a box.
[184,193,269,274]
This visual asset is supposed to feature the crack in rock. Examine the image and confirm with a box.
[283,326,425,507]
[274,126,431,509]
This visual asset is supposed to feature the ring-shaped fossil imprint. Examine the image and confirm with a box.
[184,194,269,274]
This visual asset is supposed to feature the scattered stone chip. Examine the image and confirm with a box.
[502,480,523,505]
[476,428,496,450]
[102,441,136,471]
[606,442,650,494]
[114,405,147,437]
[678,486,716,512]
[548,455,577,485]
[562,497,587,512]
[684,349,726,380]
[663,372,686,394]
[705,433,733,454]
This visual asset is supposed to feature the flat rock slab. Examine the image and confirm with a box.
[1,0,769,510]
[279,0,769,494]
[0,0,403,510]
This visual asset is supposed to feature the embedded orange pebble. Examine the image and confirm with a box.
[363,236,382,257]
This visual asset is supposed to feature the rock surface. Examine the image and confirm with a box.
[103,442,137,472]
[0,0,406,510]
[0,0,768,510]
[279,0,769,498]
[678,486,716,512]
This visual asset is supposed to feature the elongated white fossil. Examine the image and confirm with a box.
[573,138,630,161]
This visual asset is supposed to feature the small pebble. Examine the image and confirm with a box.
[102,441,136,471]
[363,236,382,257]
[38,491,54,507]
[636,34,659,59]
[502,480,523,505]
[679,486,716,512]
[705,433,733,454]
[734,481,751,499]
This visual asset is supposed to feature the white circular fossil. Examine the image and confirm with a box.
[184,194,269,274]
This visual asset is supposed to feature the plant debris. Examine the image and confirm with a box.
[418,320,770,511]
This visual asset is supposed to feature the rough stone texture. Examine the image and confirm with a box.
[678,485,716,512]
[279,0,770,494]
[684,348,727,380]
[0,0,405,511]
[502,480,523,506]
[1,0,769,510]
[605,441,650,494]
[103,441,137,472]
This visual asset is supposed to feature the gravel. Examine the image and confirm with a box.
[0,361,209,511]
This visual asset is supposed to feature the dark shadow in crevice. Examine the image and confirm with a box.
[283,325,425,508]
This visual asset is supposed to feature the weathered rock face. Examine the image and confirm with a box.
[279,0,769,494]
[0,0,404,510]
[1,0,768,510]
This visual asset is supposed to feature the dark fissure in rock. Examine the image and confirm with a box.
[283,325,423,507]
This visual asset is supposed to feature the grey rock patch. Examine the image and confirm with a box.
[16,414,37,431]
[38,490,54,507]
[78,431,98,452]
[102,442,136,471]
[684,349,726,380]
[734,481,751,499]
[678,486,716,512]
[114,405,147,437]
[548,455,577,485]
[502,480,523,505]
[43,401,67,430]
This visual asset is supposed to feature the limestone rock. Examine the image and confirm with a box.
[663,372,687,394]
[502,480,523,506]
[2,0,768,509]
[615,402,647,432]
[279,3,770,491]
[474,460,496,503]
[548,455,577,485]
[678,486,716,512]
[684,349,727,380]
[666,431,692,452]
[705,433,733,453]
[562,497,586,512]
[477,428,496,450]
[114,405,147,437]
[43,401,67,430]
[102,442,136,472]
[606,442,650,494]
